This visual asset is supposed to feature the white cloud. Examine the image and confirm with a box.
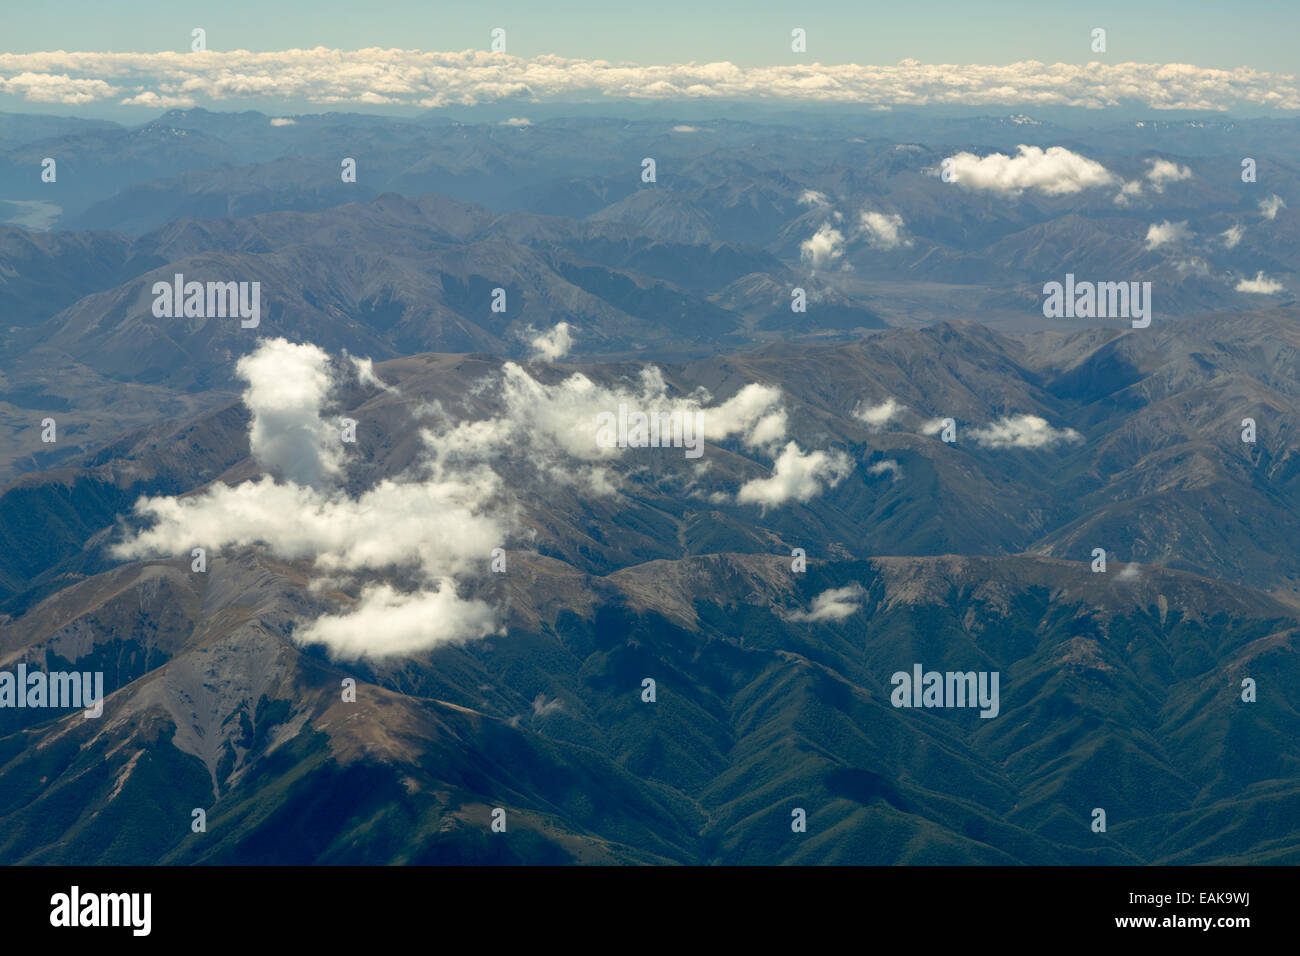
[115,338,862,658]
[867,459,903,481]
[1221,224,1245,248]
[1173,256,1211,276]
[1259,194,1286,220]
[736,441,853,509]
[270,117,297,126]
[1113,179,1144,205]
[1145,219,1189,249]
[968,414,1082,450]
[526,321,575,361]
[120,473,505,576]
[118,91,197,108]
[1,52,1297,110]
[853,397,905,430]
[500,116,532,126]
[0,71,118,105]
[297,583,499,659]
[116,461,509,663]
[800,222,845,271]
[798,189,831,207]
[942,145,1117,197]
[1235,271,1284,294]
[532,694,565,717]
[437,362,790,467]
[115,337,510,661]
[671,124,701,132]
[783,583,866,623]
[350,355,399,394]
[1144,158,1192,192]
[858,210,909,249]
[237,339,343,490]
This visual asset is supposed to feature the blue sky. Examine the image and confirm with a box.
[4,0,1298,72]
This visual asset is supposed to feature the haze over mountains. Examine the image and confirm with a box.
[0,105,1297,864]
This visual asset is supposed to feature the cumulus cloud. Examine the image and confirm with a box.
[671,124,701,132]
[800,222,845,271]
[297,583,499,659]
[411,362,795,519]
[238,339,343,489]
[443,363,790,467]
[120,474,506,580]
[269,117,297,126]
[500,116,532,126]
[1144,158,1193,192]
[117,341,508,661]
[118,91,197,108]
[1235,271,1284,294]
[942,145,1117,197]
[853,397,905,430]
[1113,179,1145,205]
[858,210,909,249]
[532,694,565,717]
[526,321,575,361]
[1259,194,1286,220]
[350,355,399,394]
[798,189,831,207]
[0,52,1297,110]
[783,584,866,623]
[115,337,858,657]
[736,441,853,510]
[1145,219,1189,249]
[1221,224,1245,248]
[868,459,903,481]
[1173,256,1211,277]
[968,414,1082,449]
[0,71,118,104]
[1117,159,1192,203]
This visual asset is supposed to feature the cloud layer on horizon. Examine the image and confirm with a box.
[1,50,1298,110]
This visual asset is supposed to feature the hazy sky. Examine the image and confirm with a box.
[4,0,1297,72]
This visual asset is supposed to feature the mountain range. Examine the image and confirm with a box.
[0,107,1297,864]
